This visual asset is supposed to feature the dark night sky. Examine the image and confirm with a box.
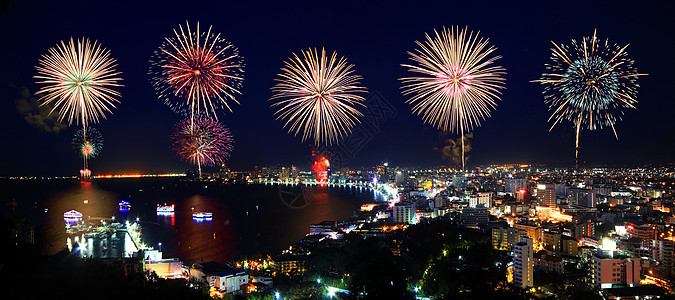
[0,0,673,176]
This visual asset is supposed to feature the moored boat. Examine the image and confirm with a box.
[118,200,131,211]
[156,204,175,213]
[192,212,213,218]
[64,210,83,219]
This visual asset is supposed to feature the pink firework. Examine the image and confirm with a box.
[435,65,473,98]
[170,117,233,178]
[150,21,244,119]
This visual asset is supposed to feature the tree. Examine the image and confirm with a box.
[345,237,407,298]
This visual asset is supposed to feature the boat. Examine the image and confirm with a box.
[192,212,213,218]
[118,200,131,211]
[156,204,175,213]
[64,210,83,219]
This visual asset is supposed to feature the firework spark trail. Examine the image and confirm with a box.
[150,21,244,122]
[35,38,123,133]
[532,29,645,166]
[170,117,233,179]
[400,26,506,170]
[271,48,367,146]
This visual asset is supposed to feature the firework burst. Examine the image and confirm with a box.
[532,29,645,165]
[170,117,233,178]
[270,48,367,146]
[72,127,103,159]
[400,26,506,169]
[34,37,123,130]
[150,21,244,120]
[72,127,103,173]
[311,151,331,183]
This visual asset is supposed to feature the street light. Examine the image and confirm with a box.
[274,292,281,299]
[317,278,321,284]
[158,243,162,252]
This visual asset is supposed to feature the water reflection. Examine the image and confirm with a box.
[157,212,175,227]
[175,195,236,264]
[24,179,378,264]
[43,181,118,255]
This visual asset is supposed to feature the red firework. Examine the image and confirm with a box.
[311,151,331,183]
[81,143,95,156]
[170,117,233,178]
[150,21,245,118]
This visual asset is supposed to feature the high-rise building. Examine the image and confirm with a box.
[574,219,595,240]
[492,227,526,251]
[290,166,299,180]
[462,206,489,227]
[505,178,527,195]
[395,171,405,184]
[513,237,533,289]
[591,251,641,290]
[626,222,657,258]
[561,236,580,257]
[569,188,596,208]
[393,202,416,224]
[376,162,389,182]
[536,183,556,207]
[592,185,612,197]
[656,239,674,271]
[543,230,562,253]
[280,167,290,181]
[513,223,543,250]
[434,194,447,208]
[533,251,563,273]
[555,183,570,197]
[469,192,493,208]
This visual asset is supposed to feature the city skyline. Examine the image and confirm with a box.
[1,0,673,176]
[4,1,675,299]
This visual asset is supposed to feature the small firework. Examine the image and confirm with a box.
[35,37,123,129]
[311,151,331,183]
[271,48,367,146]
[400,26,506,169]
[150,21,244,119]
[170,117,233,178]
[79,169,92,178]
[72,127,103,159]
[533,29,645,165]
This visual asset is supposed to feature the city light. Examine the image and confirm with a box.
[327,286,338,298]
[5,3,672,300]
[601,239,617,251]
